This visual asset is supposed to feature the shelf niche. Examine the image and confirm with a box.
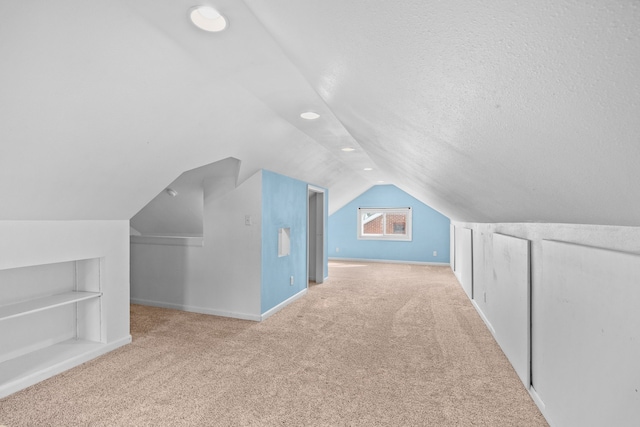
[0,258,104,395]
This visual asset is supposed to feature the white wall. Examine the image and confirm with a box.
[130,172,263,320]
[451,222,640,427]
[130,157,241,237]
[130,184,204,237]
[205,171,262,317]
[481,233,530,387]
[453,226,473,299]
[449,223,455,271]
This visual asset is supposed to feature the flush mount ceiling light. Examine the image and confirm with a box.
[190,6,227,32]
[363,167,373,171]
[341,147,355,152]
[166,188,178,197]
[300,112,320,120]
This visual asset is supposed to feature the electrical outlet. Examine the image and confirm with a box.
[290,275,294,286]
[336,247,340,252]
[433,251,437,257]
[244,215,252,226]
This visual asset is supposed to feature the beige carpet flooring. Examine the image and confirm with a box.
[0,261,548,426]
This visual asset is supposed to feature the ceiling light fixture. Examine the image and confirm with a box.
[166,188,178,197]
[363,168,373,171]
[341,147,355,152]
[190,6,227,32]
[300,112,320,120]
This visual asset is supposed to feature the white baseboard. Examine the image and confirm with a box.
[132,291,308,322]
[529,385,546,412]
[130,298,261,322]
[329,257,449,266]
[471,294,544,423]
[471,300,496,336]
[528,386,554,426]
[260,288,308,321]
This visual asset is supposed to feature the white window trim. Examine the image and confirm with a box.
[357,207,412,241]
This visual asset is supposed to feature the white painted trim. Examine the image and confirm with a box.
[133,289,308,323]
[471,275,539,402]
[307,185,326,285]
[260,288,307,321]
[471,300,496,335]
[529,386,546,411]
[130,298,261,322]
[130,235,204,247]
[528,386,554,426]
[307,185,325,193]
[329,257,449,266]
[0,335,131,399]
[357,207,413,241]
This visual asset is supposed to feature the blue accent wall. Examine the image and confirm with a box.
[328,185,450,263]
[261,170,309,313]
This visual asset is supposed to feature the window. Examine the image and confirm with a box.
[358,207,412,241]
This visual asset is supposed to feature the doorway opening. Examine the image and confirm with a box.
[307,186,325,286]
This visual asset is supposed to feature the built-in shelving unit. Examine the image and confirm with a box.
[0,258,105,398]
[0,339,106,393]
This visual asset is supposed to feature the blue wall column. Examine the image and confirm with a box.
[261,170,309,314]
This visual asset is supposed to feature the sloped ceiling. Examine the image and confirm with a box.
[130,157,240,236]
[1,0,639,225]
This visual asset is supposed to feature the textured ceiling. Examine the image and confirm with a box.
[1,0,639,225]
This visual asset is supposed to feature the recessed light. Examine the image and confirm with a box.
[190,6,227,32]
[363,168,373,171]
[300,112,320,120]
[341,147,355,152]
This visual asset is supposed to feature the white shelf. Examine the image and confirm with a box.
[0,258,107,398]
[0,338,107,398]
[130,235,204,247]
[0,291,102,322]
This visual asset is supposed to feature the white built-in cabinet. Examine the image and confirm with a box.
[0,258,105,397]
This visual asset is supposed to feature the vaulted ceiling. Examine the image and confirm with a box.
[1,0,639,225]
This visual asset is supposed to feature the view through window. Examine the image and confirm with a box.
[358,207,412,241]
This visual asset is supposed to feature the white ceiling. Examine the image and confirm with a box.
[130,157,240,236]
[1,0,639,225]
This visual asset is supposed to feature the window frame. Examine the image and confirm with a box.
[357,207,412,241]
